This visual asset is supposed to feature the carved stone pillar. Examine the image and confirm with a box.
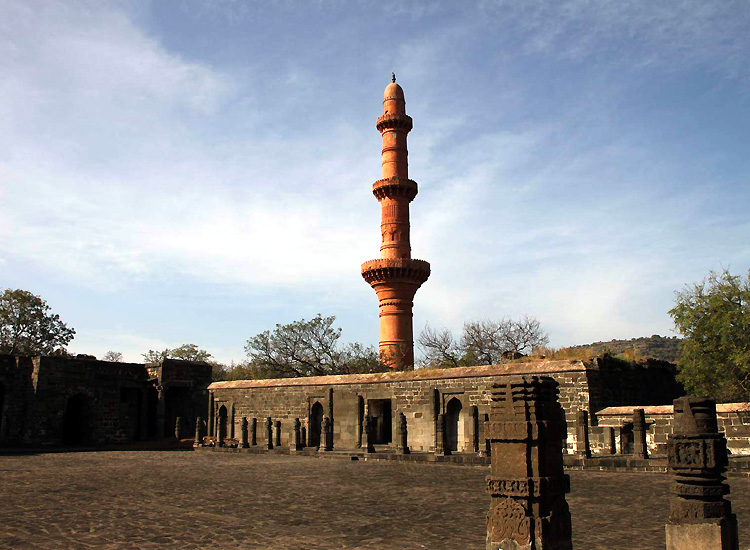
[398,412,409,454]
[320,416,332,452]
[207,392,214,437]
[633,408,649,459]
[250,417,257,446]
[293,418,302,451]
[575,409,591,458]
[194,416,204,447]
[240,417,249,448]
[174,416,183,440]
[156,385,166,439]
[485,376,572,550]
[266,417,273,450]
[435,413,446,456]
[365,416,376,453]
[665,396,739,550]
[274,420,281,447]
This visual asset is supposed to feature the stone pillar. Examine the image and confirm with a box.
[320,416,332,452]
[470,406,479,453]
[478,412,487,457]
[230,404,235,439]
[435,413,446,456]
[666,397,739,550]
[606,427,617,454]
[485,376,573,550]
[156,385,166,438]
[365,416,376,453]
[575,409,591,458]
[207,392,215,437]
[398,412,410,455]
[274,420,281,448]
[194,416,204,447]
[139,388,149,440]
[293,418,302,451]
[266,417,273,450]
[250,417,257,446]
[301,426,307,448]
[240,417,249,448]
[633,408,649,459]
[174,416,183,440]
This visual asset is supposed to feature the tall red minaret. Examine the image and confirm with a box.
[361,75,430,369]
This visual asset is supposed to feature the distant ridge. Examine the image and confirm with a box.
[564,335,682,363]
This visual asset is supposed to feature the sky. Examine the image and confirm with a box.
[1,0,749,364]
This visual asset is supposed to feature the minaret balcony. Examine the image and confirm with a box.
[372,177,418,201]
[361,258,431,286]
[376,113,413,132]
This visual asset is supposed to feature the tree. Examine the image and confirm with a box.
[103,351,123,362]
[0,289,76,355]
[142,344,212,364]
[244,314,386,378]
[670,269,750,402]
[417,316,549,368]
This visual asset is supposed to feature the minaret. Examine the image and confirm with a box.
[361,75,430,369]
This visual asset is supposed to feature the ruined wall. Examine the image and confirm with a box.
[209,361,595,453]
[592,403,750,457]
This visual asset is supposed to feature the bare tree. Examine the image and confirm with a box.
[417,316,549,367]
[103,351,123,362]
[417,324,461,368]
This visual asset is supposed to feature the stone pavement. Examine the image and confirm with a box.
[1,450,749,549]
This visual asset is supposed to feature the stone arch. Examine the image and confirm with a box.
[309,401,324,449]
[445,397,463,453]
[217,405,228,442]
[63,393,93,446]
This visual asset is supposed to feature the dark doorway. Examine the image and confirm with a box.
[165,387,191,440]
[620,423,634,454]
[0,381,5,441]
[63,394,93,446]
[367,399,392,444]
[309,402,323,449]
[445,397,462,453]
[146,387,158,438]
[217,405,228,442]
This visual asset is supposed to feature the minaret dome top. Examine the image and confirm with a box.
[383,80,405,115]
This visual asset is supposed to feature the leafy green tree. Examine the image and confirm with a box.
[244,314,386,378]
[103,351,124,362]
[670,269,750,402]
[0,289,75,355]
[142,344,212,364]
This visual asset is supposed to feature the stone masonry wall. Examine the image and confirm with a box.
[210,361,594,453]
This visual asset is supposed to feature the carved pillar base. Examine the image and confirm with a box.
[666,517,738,550]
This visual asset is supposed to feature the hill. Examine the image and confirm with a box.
[563,335,682,363]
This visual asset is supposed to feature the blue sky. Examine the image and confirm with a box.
[1,0,748,364]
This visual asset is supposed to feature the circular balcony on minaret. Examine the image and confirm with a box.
[372,177,418,201]
[376,113,413,132]
[360,258,431,287]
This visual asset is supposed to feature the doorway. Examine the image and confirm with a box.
[63,394,93,445]
[367,399,392,444]
[445,397,462,453]
[310,401,323,449]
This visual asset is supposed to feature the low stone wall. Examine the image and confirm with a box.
[592,403,750,457]
[209,361,596,454]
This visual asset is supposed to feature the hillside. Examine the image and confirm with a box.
[563,335,682,363]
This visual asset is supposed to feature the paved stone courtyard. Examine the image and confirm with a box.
[1,451,749,549]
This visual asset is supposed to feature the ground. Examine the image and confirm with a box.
[0,451,748,549]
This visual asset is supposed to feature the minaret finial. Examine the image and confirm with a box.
[392,72,396,83]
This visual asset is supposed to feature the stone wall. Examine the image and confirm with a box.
[0,354,211,446]
[592,403,750,457]
[209,361,598,453]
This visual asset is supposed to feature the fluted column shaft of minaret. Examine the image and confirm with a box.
[379,88,412,260]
